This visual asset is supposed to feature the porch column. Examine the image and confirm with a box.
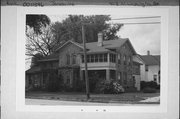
[106,69,110,80]
[107,53,110,63]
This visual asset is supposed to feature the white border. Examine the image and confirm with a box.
[16,6,169,113]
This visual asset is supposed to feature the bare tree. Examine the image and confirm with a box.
[26,25,55,58]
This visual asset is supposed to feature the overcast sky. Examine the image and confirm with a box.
[48,15,160,55]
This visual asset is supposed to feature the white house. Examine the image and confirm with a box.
[133,51,160,85]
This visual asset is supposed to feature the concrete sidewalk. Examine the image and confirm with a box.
[139,96,160,102]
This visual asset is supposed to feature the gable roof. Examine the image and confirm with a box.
[55,40,84,51]
[140,55,160,65]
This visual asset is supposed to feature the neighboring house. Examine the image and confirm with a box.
[133,51,160,85]
[132,61,142,91]
[26,33,141,91]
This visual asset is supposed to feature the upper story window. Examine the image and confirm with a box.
[72,54,76,64]
[110,54,116,63]
[123,55,126,65]
[81,55,84,63]
[82,53,108,63]
[128,56,131,65]
[118,53,121,64]
[66,54,70,65]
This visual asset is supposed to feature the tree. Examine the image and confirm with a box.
[26,25,55,58]
[26,15,123,58]
[51,15,123,44]
[26,15,51,34]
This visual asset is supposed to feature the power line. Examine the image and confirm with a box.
[111,16,161,20]
[121,22,160,25]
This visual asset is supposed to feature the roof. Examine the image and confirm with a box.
[85,38,136,54]
[38,53,59,62]
[38,38,136,61]
[55,40,84,51]
[140,55,160,65]
[26,66,41,74]
[133,61,142,65]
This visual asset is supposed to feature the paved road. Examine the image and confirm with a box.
[25,99,133,106]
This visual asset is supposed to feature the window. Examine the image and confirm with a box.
[87,55,90,62]
[128,56,131,65]
[145,65,148,71]
[81,55,84,63]
[72,55,76,64]
[123,55,126,65]
[104,53,107,62]
[153,75,157,82]
[66,54,70,65]
[118,54,121,64]
[110,54,116,63]
[95,54,98,62]
[123,72,127,85]
[118,72,121,80]
[99,54,103,62]
[133,76,135,84]
[90,54,95,62]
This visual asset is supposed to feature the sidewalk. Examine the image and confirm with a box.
[139,96,160,102]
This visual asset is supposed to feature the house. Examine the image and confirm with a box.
[26,33,141,92]
[132,61,142,91]
[133,51,160,85]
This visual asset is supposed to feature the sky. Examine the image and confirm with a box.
[48,15,160,55]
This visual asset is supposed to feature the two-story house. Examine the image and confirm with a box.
[133,51,160,85]
[26,33,140,91]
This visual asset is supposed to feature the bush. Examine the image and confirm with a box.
[141,81,158,90]
[95,79,124,94]
[142,87,156,93]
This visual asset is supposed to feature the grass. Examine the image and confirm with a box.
[26,91,160,104]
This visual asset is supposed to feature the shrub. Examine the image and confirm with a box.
[141,81,158,90]
[95,79,124,94]
[142,87,156,93]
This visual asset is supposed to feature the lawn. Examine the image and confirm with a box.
[26,91,160,104]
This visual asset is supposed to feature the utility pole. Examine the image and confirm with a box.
[82,24,90,99]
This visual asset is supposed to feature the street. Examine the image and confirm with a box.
[26,99,127,105]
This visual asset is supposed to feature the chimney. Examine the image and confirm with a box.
[147,50,150,55]
[97,32,103,46]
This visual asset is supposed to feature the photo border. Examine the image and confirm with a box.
[15,6,169,113]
